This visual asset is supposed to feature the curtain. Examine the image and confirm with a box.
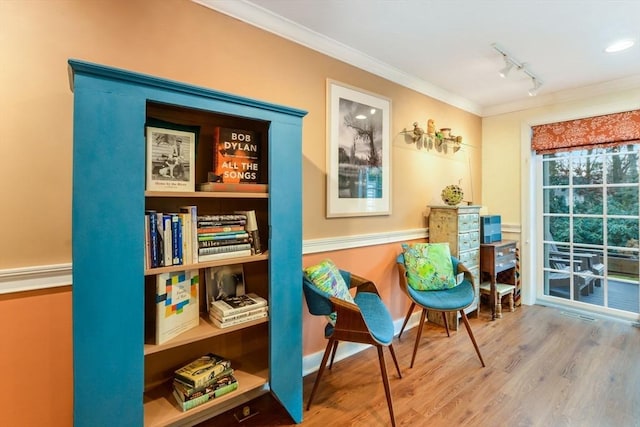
[531,109,640,154]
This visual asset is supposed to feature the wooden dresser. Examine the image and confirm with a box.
[428,205,482,329]
[480,240,518,320]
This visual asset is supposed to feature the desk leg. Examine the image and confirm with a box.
[491,278,497,320]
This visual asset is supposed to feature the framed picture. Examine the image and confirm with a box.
[326,80,391,217]
[146,126,196,192]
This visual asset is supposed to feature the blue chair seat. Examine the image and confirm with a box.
[355,292,395,345]
[407,279,474,311]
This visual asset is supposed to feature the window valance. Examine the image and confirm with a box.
[531,109,640,154]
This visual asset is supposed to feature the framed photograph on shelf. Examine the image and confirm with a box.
[326,80,391,217]
[146,126,196,192]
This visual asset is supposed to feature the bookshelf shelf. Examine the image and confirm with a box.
[144,316,269,356]
[145,191,269,199]
[70,60,306,426]
[143,252,269,276]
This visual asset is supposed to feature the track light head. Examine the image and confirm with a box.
[499,60,513,79]
[528,78,542,96]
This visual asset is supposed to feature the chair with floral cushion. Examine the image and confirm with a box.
[396,243,485,369]
[303,259,402,427]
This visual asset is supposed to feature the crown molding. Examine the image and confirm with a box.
[192,0,482,116]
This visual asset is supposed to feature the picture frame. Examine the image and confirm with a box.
[146,126,196,192]
[326,80,391,217]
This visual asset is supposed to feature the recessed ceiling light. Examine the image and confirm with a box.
[605,39,635,53]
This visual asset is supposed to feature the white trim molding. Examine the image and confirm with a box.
[303,228,427,254]
[0,264,72,295]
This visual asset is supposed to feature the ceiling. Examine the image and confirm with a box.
[196,0,640,116]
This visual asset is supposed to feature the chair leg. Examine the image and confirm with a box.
[398,302,415,339]
[441,311,450,337]
[459,309,485,367]
[307,338,335,410]
[411,309,427,368]
[377,346,396,427]
[387,343,402,379]
[328,340,339,370]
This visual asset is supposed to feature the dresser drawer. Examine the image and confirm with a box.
[458,231,480,252]
[494,242,517,273]
[458,213,479,232]
[459,248,479,268]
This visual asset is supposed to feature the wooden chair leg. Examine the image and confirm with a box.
[328,340,339,370]
[441,311,450,337]
[398,302,415,339]
[411,309,427,368]
[387,343,402,378]
[459,310,485,367]
[377,346,396,427]
[307,338,335,410]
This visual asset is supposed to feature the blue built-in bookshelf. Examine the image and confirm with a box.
[69,59,307,426]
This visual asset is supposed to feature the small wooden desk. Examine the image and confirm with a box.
[480,240,517,320]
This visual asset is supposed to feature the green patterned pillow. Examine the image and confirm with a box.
[304,259,355,303]
[401,243,456,291]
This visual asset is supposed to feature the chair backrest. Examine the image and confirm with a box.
[396,252,461,293]
[302,269,352,316]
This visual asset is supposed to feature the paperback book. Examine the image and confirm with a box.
[172,374,238,411]
[205,264,246,309]
[209,293,268,318]
[172,367,234,401]
[209,305,268,323]
[209,309,268,329]
[174,353,232,389]
[155,269,199,345]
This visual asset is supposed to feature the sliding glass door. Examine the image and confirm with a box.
[540,145,640,314]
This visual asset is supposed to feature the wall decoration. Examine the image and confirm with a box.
[401,120,463,153]
[326,80,391,217]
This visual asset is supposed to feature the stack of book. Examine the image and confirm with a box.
[172,353,238,412]
[209,293,269,329]
[197,214,252,262]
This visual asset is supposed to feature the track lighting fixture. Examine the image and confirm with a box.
[492,43,543,96]
[528,78,542,96]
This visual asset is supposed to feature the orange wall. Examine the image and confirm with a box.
[0,287,73,427]
[0,1,480,425]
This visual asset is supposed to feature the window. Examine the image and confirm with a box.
[541,145,639,313]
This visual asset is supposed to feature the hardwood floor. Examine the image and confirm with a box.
[197,304,640,426]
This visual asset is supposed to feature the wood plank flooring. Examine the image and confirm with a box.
[197,304,640,427]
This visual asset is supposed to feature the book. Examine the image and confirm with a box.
[172,367,234,401]
[145,125,196,192]
[199,243,252,256]
[171,214,182,265]
[198,181,268,193]
[155,269,199,345]
[198,232,249,242]
[209,293,268,318]
[198,225,246,234]
[210,310,268,329]
[199,237,251,248]
[146,210,159,268]
[180,206,198,265]
[172,375,238,411]
[209,305,268,322]
[174,353,232,389]
[161,214,172,267]
[198,249,252,263]
[235,210,262,255]
[178,212,192,265]
[212,127,260,184]
[198,214,247,222]
[205,264,246,306]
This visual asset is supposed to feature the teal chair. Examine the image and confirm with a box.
[303,270,402,427]
[396,253,485,368]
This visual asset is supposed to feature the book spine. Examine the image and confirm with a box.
[144,215,151,270]
[162,214,172,267]
[171,214,182,265]
[236,210,262,255]
[180,206,198,266]
[198,243,251,255]
[178,213,191,265]
[173,379,238,411]
[197,249,252,263]
[146,211,159,268]
[199,237,250,248]
[209,293,268,317]
[198,232,249,241]
[210,306,268,323]
[173,367,234,399]
[198,214,247,222]
[198,225,246,234]
[211,310,268,328]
